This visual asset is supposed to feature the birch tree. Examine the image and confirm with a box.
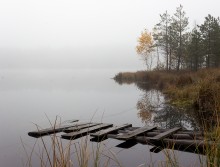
[136,29,155,70]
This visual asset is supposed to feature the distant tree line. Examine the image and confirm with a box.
[136,5,220,71]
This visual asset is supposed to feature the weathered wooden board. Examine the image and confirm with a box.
[152,129,203,136]
[90,124,132,137]
[28,119,79,137]
[150,127,181,141]
[115,126,157,140]
[61,123,113,140]
[64,123,101,133]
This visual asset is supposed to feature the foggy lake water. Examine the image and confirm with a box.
[0,69,205,166]
[1,0,219,165]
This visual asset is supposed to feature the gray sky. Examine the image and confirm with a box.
[0,0,220,70]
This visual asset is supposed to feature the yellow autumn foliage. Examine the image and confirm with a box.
[136,30,154,56]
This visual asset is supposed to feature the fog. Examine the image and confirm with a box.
[0,47,144,70]
[0,0,220,70]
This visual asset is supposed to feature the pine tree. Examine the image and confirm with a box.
[172,5,189,70]
[153,11,171,71]
[199,14,220,68]
[187,26,204,71]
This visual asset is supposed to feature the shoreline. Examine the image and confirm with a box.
[114,69,220,116]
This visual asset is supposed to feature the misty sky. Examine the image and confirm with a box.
[0,0,220,70]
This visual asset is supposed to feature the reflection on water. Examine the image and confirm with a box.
[153,105,201,130]
[116,80,203,130]
[137,89,163,125]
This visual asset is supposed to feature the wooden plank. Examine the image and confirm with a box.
[152,129,203,136]
[63,123,102,133]
[146,132,193,140]
[28,120,79,137]
[90,124,132,137]
[150,127,181,141]
[115,126,157,140]
[61,123,113,140]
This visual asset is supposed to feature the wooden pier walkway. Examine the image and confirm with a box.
[28,120,208,154]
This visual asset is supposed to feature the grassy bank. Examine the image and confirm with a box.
[114,68,220,114]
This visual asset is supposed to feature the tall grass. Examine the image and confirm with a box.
[22,117,123,167]
[204,128,220,166]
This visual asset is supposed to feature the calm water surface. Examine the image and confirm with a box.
[0,69,204,166]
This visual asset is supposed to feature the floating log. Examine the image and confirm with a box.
[135,136,210,154]
[28,119,79,137]
[63,123,102,133]
[146,132,194,140]
[176,131,204,137]
[115,126,157,140]
[61,123,113,140]
[108,134,209,154]
[90,124,132,138]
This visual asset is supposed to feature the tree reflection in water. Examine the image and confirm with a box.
[114,79,202,130]
[135,82,201,130]
[137,89,163,125]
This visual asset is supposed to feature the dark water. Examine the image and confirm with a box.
[0,69,205,166]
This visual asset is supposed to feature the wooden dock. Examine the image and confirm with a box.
[28,120,208,154]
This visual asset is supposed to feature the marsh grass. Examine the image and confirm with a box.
[114,68,220,113]
[22,116,74,167]
[22,116,124,167]
[201,113,220,167]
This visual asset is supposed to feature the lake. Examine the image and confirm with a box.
[0,69,205,166]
